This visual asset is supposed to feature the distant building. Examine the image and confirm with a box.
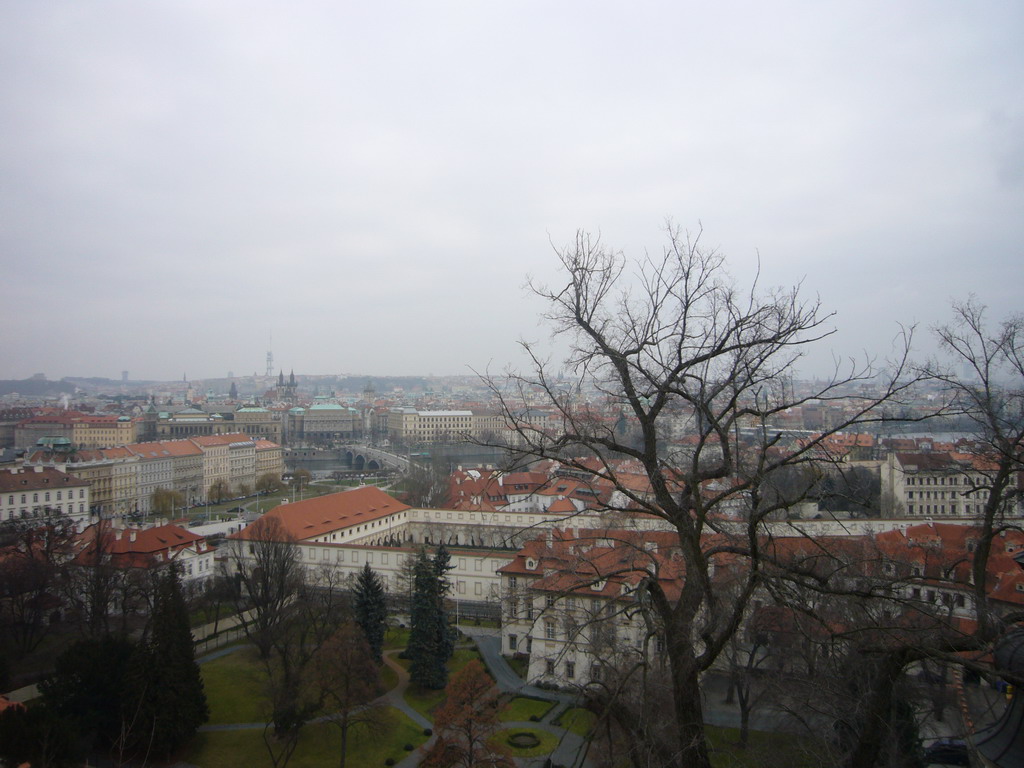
[388,408,474,445]
[881,450,1021,519]
[0,465,91,529]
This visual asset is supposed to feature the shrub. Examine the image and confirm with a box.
[423,727,433,736]
[507,731,541,749]
[385,760,395,767]
[404,743,414,751]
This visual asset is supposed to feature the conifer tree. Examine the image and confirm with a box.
[123,566,208,759]
[408,546,455,689]
[432,544,456,664]
[353,562,387,663]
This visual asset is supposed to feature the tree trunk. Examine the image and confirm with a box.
[671,655,712,768]
[737,684,750,749]
[338,713,348,768]
[845,652,907,768]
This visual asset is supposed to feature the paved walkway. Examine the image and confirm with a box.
[461,626,592,768]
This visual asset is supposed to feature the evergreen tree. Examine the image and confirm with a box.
[40,634,135,752]
[408,549,441,688]
[353,562,387,663]
[408,546,455,690]
[432,544,456,664]
[123,566,209,759]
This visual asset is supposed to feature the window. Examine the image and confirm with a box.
[545,621,555,640]
[509,634,518,651]
[546,595,556,608]
[545,659,555,676]
[566,661,575,679]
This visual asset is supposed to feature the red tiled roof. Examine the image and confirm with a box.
[0,466,88,492]
[231,486,410,542]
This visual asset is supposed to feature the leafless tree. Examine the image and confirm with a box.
[315,622,384,768]
[225,516,302,659]
[927,297,1024,638]
[482,227,919,768]
[0,518,75,655]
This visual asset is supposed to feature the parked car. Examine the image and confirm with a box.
[923,738,969,766]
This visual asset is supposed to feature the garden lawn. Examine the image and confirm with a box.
[706,726,821,768]
[499,696,555,723]
[554,707,596,737]
[201,646,268,724]
[179,706,425,767]
[404,648,484,719]
[491,727,560,758]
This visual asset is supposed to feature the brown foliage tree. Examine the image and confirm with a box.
[420,659,512,768]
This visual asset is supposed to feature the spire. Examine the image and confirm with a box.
[289,369,296,386]
[278,370,285,386]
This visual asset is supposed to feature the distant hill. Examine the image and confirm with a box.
[0,378,76,397]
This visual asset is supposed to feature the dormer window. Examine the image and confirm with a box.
[592,580,606,592]
[525,557,537,570]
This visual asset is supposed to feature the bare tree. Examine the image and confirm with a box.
[483,227,918,768]
[927,298,1024,638]
[0,519,75,655]
[225,516,302,659]
[150,487,185,517]
[315,622,383,768]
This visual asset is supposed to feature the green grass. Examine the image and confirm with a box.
[706,726,821,768]
[179,706,426,767]
[379,660,399,692]
[554,707,597,737]
[384,625,411,649]
[492,727,560,758]
[201,647,269,724]
[499,696,555,723]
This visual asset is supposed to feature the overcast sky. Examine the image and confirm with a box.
[2,2,1021,382]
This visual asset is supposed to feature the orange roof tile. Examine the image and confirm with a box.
[232,486,411,542]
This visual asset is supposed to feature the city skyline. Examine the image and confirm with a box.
[2,2,1022,381]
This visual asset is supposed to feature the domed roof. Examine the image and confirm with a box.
[309,403,345,410]
[237,406,269,413]
[289,407,306,413]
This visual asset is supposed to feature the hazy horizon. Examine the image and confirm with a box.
[3,2,1021,382]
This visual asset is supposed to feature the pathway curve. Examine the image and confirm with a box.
[460,626,591,768]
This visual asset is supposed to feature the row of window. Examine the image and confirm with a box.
[6,489,86,505]
[3,503,86,521]
[907,503,991,516]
